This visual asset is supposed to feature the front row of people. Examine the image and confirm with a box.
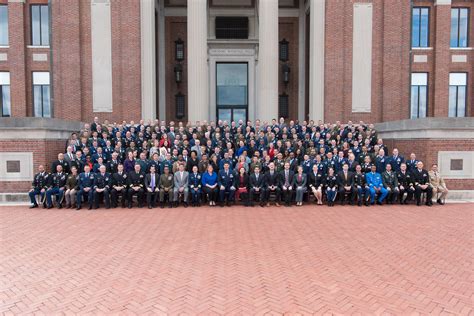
[29,160,448,210]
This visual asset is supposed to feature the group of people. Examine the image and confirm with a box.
[28,117,449,210]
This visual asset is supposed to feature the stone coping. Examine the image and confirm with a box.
[375,117,474,132]
[0,117,84,132]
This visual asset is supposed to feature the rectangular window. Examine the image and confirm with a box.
[31,4,49,46]
[410,73,428,119]
[0,5,8,46]
[412,7,429,48]
[33,72,51,117]
[0,72,10,117]
[449,73,467,117]
[450,8,469,48]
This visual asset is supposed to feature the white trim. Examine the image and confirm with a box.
[450,47,473,50]
[411,47,433,50]
[449,73,467,86]
[26,45,50,49]
[0,46,9,49]
[32,71,50,85]
[411,73,427,86]
[0,72,10,85]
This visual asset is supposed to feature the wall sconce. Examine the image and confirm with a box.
[175,38,185,61]
[282,63,290,84]
[174,64,183,83]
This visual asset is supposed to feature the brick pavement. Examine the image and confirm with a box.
[0,204,473,315]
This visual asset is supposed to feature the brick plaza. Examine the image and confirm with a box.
[1,204,472,315]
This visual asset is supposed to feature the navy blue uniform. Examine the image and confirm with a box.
[76,172,95,209]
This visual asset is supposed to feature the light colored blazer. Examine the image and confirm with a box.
[428,170,446,189]
[174,171,189,189]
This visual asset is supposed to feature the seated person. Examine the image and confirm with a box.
[397,163,415,204]
[366,165,388,205]
[249,166,266,207]
[279,162,294,207]
[428,164,448,205]
[173,163,189,207]
[145,165,160,208]
[336,163,354,205]
[76,165,95,210]
[28,165,49,209]
[218,162,236,207]
[159,166,174,208]
[45,165,67,209]
[202,165,218,206]
[264,162,281,206]
[235,166,249,205]
[188,165,202,207]
[412,161,433,206]
[382,164,399,205]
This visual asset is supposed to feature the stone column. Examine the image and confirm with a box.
[140,0,156,121]
[433,0,452,117]
[308,0,325,122]
[187,0,209,124]
[257,0,279,123]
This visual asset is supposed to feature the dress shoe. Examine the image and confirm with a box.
[30,204,38,209]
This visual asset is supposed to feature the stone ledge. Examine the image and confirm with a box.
[2,191,473,205]
[0,117,84,140]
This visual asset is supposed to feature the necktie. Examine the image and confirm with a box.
[151,174,155,190]
[86,173,89,178]
[285,171,288,185]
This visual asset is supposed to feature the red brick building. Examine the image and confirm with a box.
[0,0,473,198]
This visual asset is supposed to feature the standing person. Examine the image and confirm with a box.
[263,162,281,206]
[28,165,49,208]
[382,164,399,204]
[111,163,128,208]
[429,164,449,205]
[325,167,338,207]
[93,165,111,209]
[159,166,174,208]
[202,165,218,206]
[145,165,159,208]
[249,166,266,207]
[308,164,324,205]
[127,164,145,208]
[397,163,415,204]
[337,163,354,205]
[76,165,95,210]
[352,164,369,206]
[45,165,67,209]
[412,161,433,206]
[280,162,294,207]
[293,166,307,206]
[188,165,202,206]
[64,166,79,209]
[123,151,135,174]
[366,165,388,205]
[218,162,236,207]
[173,163,189,207]
[235,166,249,206]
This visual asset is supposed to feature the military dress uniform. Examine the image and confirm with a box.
[93,172,111,209]
[366,171,388,205]
[382,170,399,204]
[218,169,236,205]
[29,171,50,208]
[127,171,145,208]
[159,173,174,207]
[46,171,67,208]
[189,172,202,206]
[397,170,415,204]
[76,172,95,210]
[111,171,128,208]
[325,174,338,206]
[352,172,369,206]
[412,168,433,206]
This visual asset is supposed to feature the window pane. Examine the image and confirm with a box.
[40,5,49,46]
[457,86,466,117]
[31,6,41,45]
[420,8,429,47]
[448,86,457,117]
[233,109,246,123]
[216,63,248,106]
[410,86,419,119]
[459,9,468,47]
[419,86,427,118]
[1,85,10,116]
[33,85,43,117]
[42,85,51,117]
[0,6,8,46]
[412,8,420,47]
[218,109,231,123]
[450,9,459,47]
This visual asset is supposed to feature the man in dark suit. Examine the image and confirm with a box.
[127,163,145,208]
[412,161,433,206]
[111,163,128,208]
[145,165,159,208]
[218,162,235,207]
[249,166,266,207]
[337,163,354,205]
[93,165,111,209]
[263,162,281,206]
[76,165,95,210]
[279,162,294,206]
[51,153,70,174]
